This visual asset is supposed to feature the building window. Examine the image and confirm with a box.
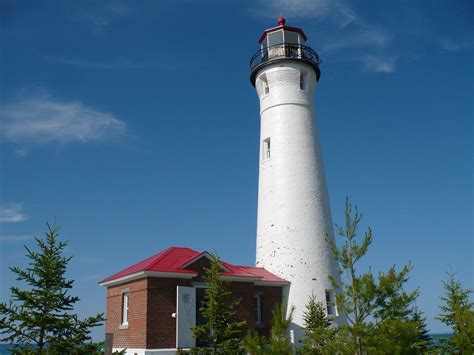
[299,72,307,91]
[122,291,129,325]
[263,78,269,95]
[325,290,336,316]
[254,293,263,325]
[263,138,271,160]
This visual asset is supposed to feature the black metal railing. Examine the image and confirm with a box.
[250,43,321,72]
[249,43,321,85]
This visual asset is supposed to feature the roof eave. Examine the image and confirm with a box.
[99,270,197,287]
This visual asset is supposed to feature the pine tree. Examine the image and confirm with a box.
[191,254,246,354]
[241,331,266,355]
[0,223,104,353]
[266,303,294,355]
[412,309,432,351]
[326,197,420,354]
[436,272,474,353]
[299,294,337,354]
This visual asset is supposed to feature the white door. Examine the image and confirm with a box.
[176,286,196,349]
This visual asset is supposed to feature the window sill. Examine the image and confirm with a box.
[119,324,129,330]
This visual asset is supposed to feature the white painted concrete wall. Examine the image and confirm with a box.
[254,61,343,338]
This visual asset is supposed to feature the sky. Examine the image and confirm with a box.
[0,0,472,340]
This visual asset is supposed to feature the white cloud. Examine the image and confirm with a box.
[250,0,358,28]
[43,56,178,71]
[0,235,34,242]
[74,1,131,33]
[320,28,392,54]
[0,94,126,147]
[359,55,397,73]
[440,37,474,52]
[0,203,28,223]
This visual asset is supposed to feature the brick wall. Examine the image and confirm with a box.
[105,277,283,349]
[147,277,191,349]
[106,278,148,348]
[254,285,284,337]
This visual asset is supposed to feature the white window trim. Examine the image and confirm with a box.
[325,289,338,317]
[121,290,129,326]
[263,137,271,161]
[298,71,308,92]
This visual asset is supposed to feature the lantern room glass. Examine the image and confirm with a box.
[268,30,284,47]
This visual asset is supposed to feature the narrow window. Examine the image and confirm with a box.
[263,78,269,95]
[263,138,271,160]
[254,293,263,324]
[299,72,306,91]
[122,292,129,325]
[325,290,335,316]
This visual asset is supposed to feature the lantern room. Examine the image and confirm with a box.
[259,16,307,49]
[250,17,321,86]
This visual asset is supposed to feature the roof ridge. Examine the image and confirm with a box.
[143,246,176,270]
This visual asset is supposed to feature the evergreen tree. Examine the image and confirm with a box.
[266,303,294,355]
[326,197,420,354]
[412,309,432,351]
[0,223,104,353]
[241,331,266,355]
[436,272,474,353]
[191,254,246,354]
[299,294,337,354]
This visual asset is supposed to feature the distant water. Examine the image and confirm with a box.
[0,344,13,354]
[1,335,453,353]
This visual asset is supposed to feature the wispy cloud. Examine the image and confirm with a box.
[358,55,397,73]
[0,93,126,148]
[73,1,131,33]
[44,56,178,71]
[320,28,392,54]
[0,235,34,242]
[0,203,28,223]
[439,37,474,52]
[249,0,395,73]
[250,0,357,28]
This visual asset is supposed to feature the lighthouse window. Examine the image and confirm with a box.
[325,290,336,316]
[285,31,299,45]
[268,30,284,47]
[262,77,269,95]
[300,72,307,91]
[263,138,271,160]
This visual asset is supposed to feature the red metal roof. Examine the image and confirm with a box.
[100,246,287,285]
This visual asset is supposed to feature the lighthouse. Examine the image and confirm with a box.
[250,18,343,336]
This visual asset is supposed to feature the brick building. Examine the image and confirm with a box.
[99,247,288,354]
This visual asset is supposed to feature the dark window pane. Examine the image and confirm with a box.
[285,31,299,44]
[268,31,283,47]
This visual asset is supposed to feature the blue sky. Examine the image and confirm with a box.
[0,0,472,340]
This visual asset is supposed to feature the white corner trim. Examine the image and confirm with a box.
[100,270,196,287]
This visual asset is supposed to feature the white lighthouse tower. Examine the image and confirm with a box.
[250,17,342,336]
